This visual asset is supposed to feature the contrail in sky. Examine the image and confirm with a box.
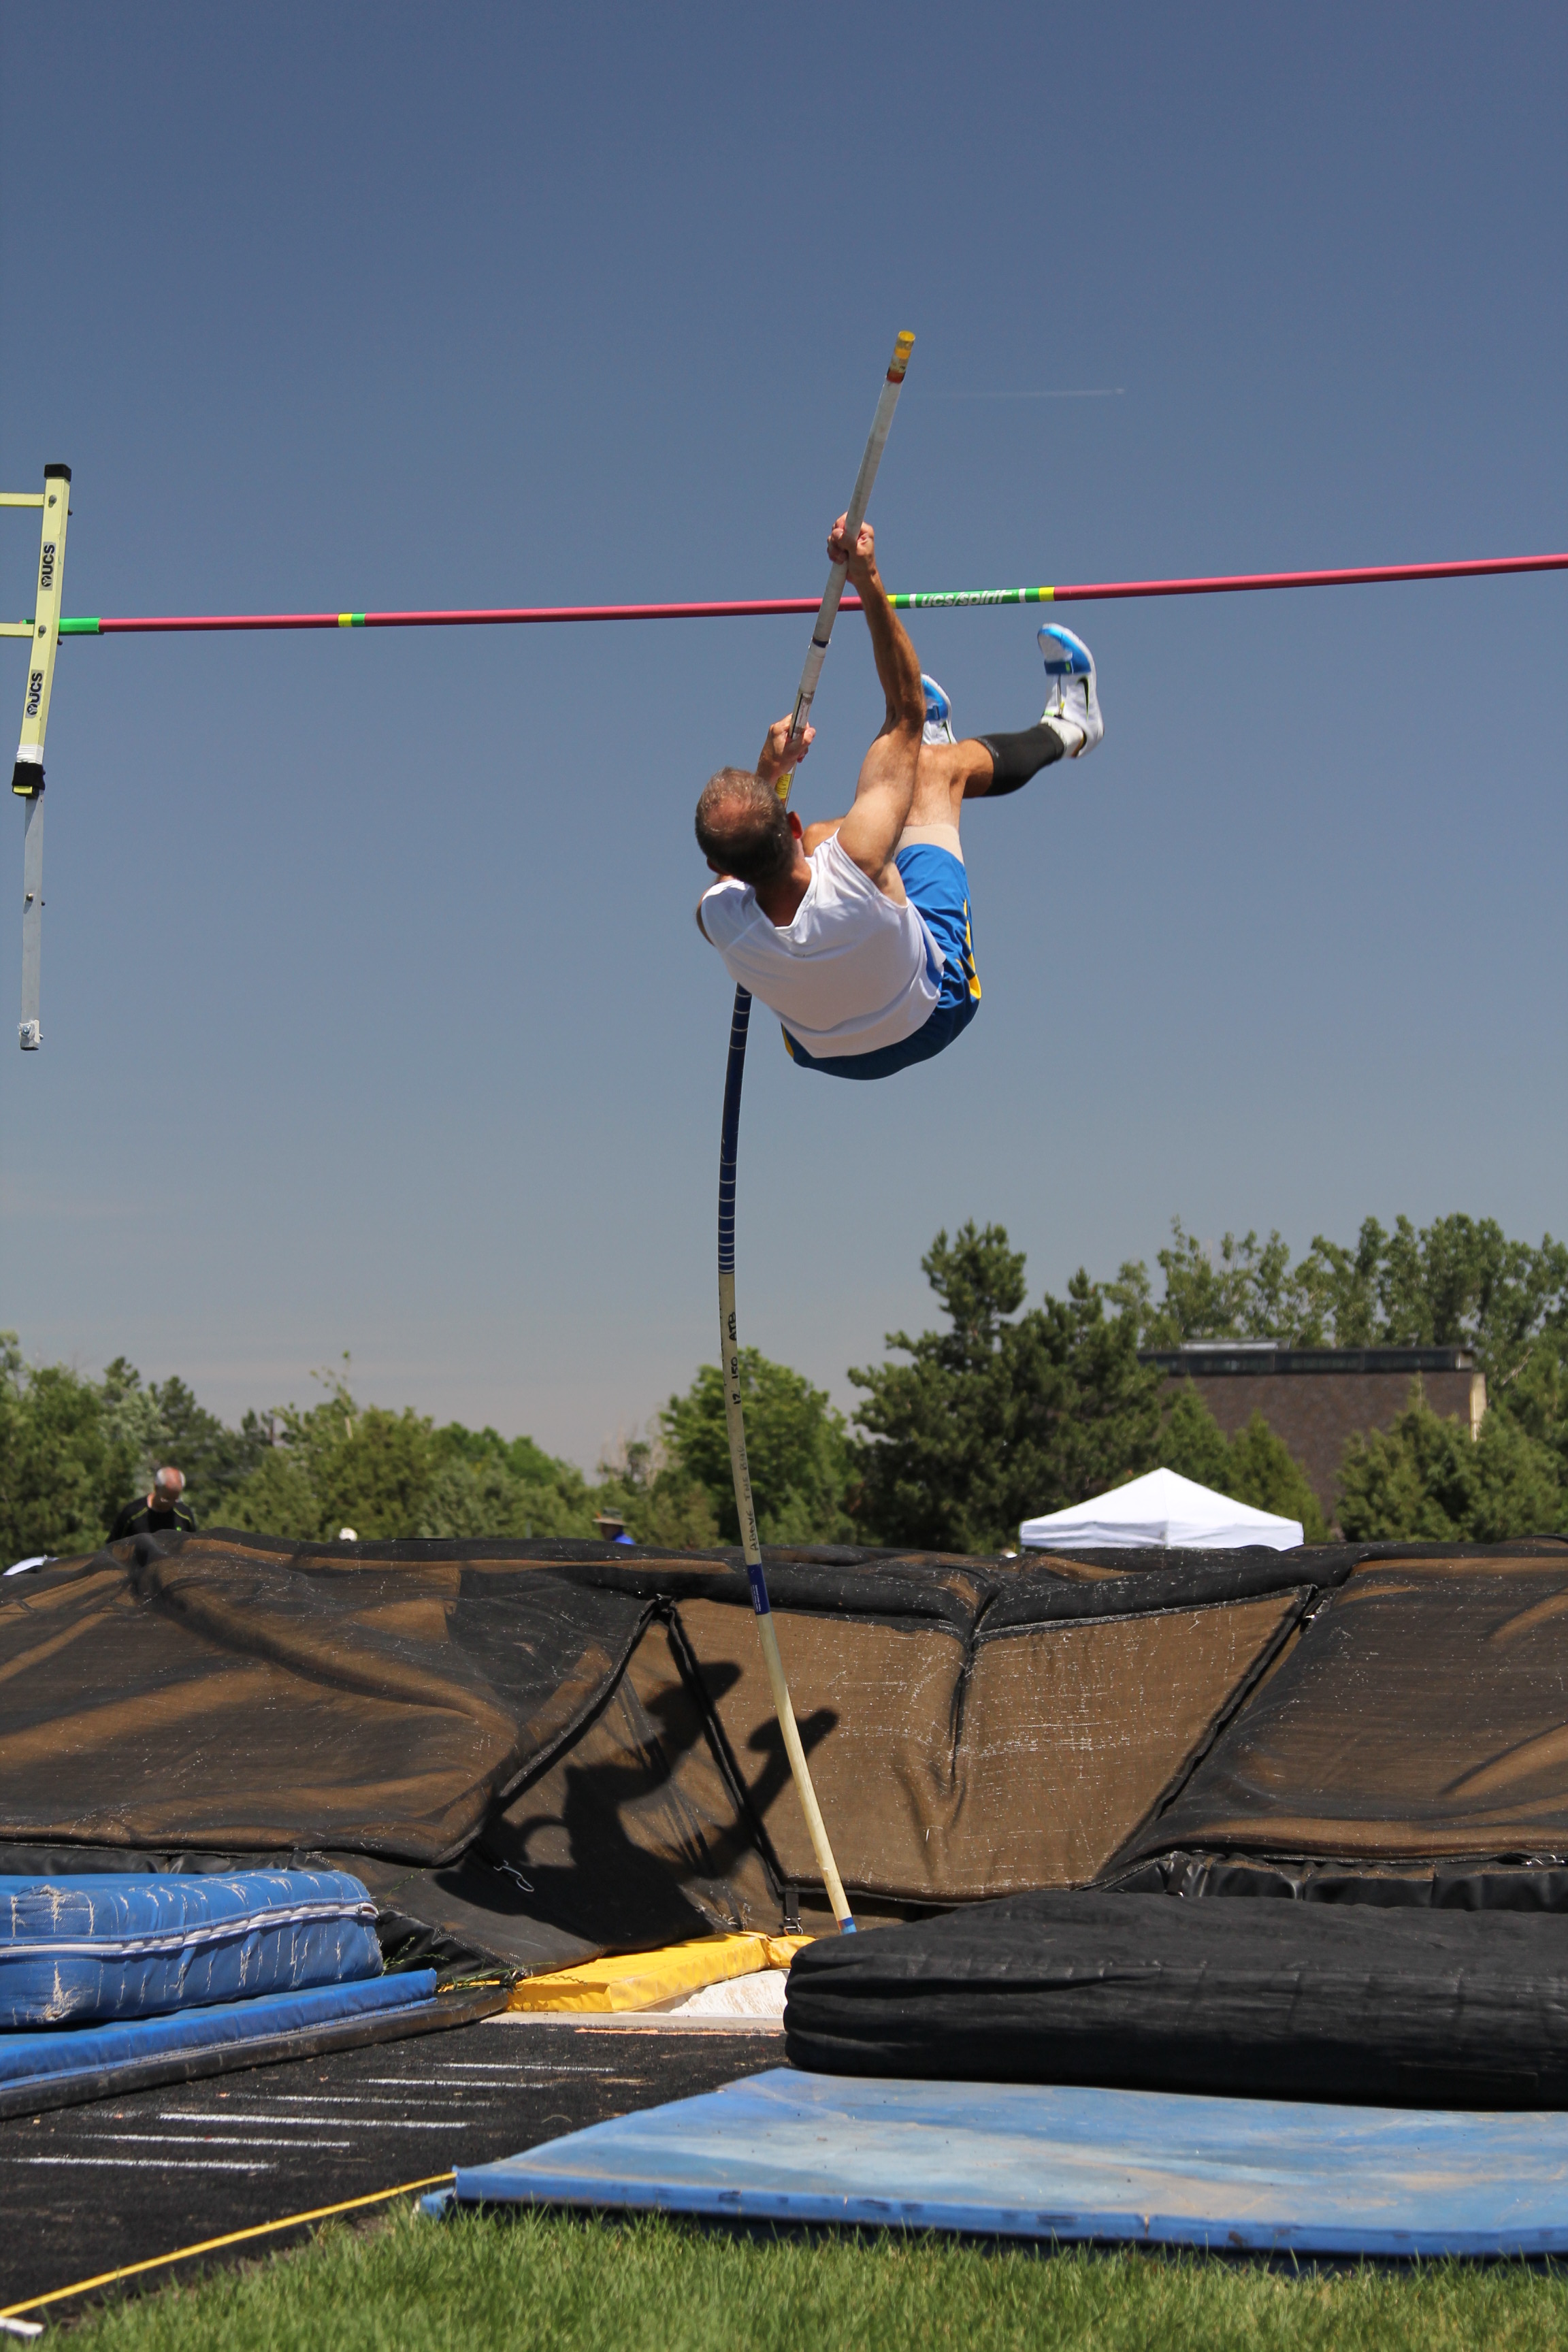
[915,387,1126,399]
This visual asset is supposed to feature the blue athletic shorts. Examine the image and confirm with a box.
[782,843,981,1081]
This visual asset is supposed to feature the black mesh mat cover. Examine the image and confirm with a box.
[784,1888,1568,2106]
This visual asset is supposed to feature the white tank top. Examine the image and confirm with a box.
[700,834,943,1060]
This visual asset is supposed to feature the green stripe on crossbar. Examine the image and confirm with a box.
[886,588,1054,610]
[59,617,100,634]
[338,612,365,627]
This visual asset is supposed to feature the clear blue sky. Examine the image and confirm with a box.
[2,2,1563,1469]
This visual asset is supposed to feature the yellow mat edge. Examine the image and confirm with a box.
[506,1931,814,2013]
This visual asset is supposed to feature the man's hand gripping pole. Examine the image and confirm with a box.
[717,331,914,1937]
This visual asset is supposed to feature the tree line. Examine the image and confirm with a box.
[3,1213,1563,1561]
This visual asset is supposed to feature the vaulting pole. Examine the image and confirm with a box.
[717,989,857,1929]
[717,330,915,1936]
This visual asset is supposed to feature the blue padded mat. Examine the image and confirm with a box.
[0,1968,437,2094]
[442,2068,1568,2257]
[0,1872,382,2029]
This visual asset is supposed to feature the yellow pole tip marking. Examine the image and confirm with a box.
[887,331,916,382]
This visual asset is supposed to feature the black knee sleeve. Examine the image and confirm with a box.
[974,723,1065,796]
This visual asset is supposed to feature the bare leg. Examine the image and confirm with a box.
[904,738,996,832]
[804,734,996,855]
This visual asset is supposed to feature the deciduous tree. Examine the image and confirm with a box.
[659,1353,851,1546]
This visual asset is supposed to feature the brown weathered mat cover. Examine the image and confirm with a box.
[2,1531,1564,1970]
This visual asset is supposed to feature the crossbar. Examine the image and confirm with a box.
[44,550,1565,637]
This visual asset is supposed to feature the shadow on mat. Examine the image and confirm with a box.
[479,1631,836,1948]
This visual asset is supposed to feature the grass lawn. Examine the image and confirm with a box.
[61,2208,1568,2351]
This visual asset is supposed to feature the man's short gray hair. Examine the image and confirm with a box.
[695,768,793,887]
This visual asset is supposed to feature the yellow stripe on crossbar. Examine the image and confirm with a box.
[338,612,355,627]
[0,2171,456,2319]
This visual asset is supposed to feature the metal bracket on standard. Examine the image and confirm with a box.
[9,464,70,1049]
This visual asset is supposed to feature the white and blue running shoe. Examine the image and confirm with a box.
[921,674,956,746]
[1038,623,1103,755]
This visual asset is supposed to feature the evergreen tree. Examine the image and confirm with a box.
[1503,1330,1568,1493]
[1157,1384,1235,1490]
[150,1377,270,1521]
[849,1226,1163,1553]
[1338,1380,1563,1541]
[1158,1387,1327,1541]
[1226,1410,1327,1542]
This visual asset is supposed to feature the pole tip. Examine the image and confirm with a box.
[887,332,915,383]
[44,463,71,483]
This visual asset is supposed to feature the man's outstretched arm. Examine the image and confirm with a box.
[831,517,926,891]
[847,519,925,742]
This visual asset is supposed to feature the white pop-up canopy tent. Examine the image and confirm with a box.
[1019,1467,1303,1553]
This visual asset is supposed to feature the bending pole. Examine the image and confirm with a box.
[51,549,1568,635]
[717,329,915,1935]
[718,989,853,1929]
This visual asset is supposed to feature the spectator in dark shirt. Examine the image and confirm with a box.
[110,1466,197,1542]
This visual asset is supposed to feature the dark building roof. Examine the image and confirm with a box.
[1139,1345,1475,1376]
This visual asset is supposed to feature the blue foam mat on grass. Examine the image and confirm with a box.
[440,2068,1568,2257]
[0,1969,438,2094]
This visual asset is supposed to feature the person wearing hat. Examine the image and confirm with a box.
[110,1466,197,1542]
